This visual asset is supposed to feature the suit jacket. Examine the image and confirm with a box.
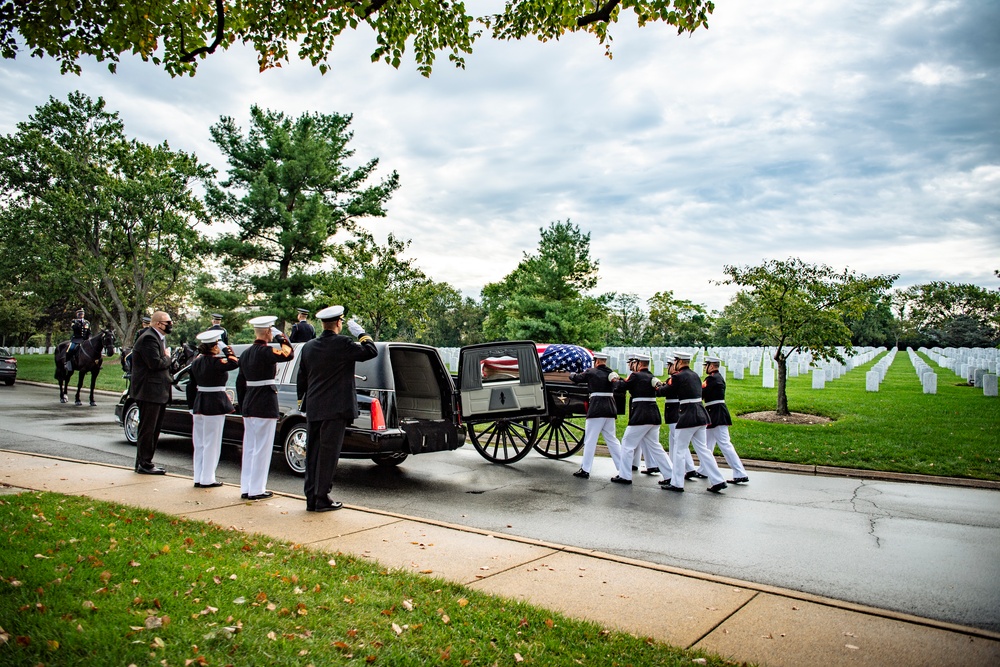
[297,331,377,422]
[129,327,172,404]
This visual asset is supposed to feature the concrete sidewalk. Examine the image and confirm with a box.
[3,449,998,667]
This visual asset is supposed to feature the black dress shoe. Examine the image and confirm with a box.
[247,491,273,500]
[310,501,343,512]
[194,482,223,488]
[640,467,660,475]
[610,475,632,485]
[240,493,249,500]
[685,471,708,480]
[661,483,684,492]
[728,477,750,484]
[631,466,639,471]
[572,468,590,479]
[707,482,728,493]
[135,466,165,475]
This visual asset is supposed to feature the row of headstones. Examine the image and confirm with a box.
[906,348,938,394]
[5,347,49,354]
[865,349,898,392]
[920,347,999,397]
[704,346,887,390]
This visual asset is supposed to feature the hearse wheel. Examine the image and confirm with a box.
[533,415,586,459]
[467,417,539,464]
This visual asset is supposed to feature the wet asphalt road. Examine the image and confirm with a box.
[2,382,999,632]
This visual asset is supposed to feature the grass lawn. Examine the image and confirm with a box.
[12,350,1000,481]
[16,354,128,394]
[0,492,732,667]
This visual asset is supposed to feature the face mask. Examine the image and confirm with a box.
[162,323,173,334]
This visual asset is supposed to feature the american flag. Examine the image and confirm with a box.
[538,344,594,373]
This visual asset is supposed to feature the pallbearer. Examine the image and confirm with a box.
[187,330,239,488]
[568,351,623,479]
[611,353,671,484]
[703,355,749,484]
[658,352,727,493]
[236,316,294,500]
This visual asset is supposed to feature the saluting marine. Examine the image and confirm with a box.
[568,351,623,479]
[236,316,294,500]
[66,308,91,372]
[610,353,672,484]
[288,307,316,343]
[657,352,728,494]
[186,330,239,488]
[703,356,749,485]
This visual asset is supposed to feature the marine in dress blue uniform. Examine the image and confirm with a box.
[288,308,316,343]
[659,352,727,493]
[568,352,623,478]
[656,355,698,479]
[236,316,294,500]
[186,330,239,487]
[703,356,749,484]
[611,353,672,483]
[206,313,229,346]
[296,306,377,512]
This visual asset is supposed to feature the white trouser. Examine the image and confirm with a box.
[667,423,696,474]
[670,426,725,488]
[580,417,621,473]
[241,417,277,496]
[632,442,643,468]
[192,414,225,485]
[617,424,671,480]
[706,425,747,479]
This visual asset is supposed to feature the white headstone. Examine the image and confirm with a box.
[984,374,998,398]
[788,363,799,378]
[812,368,825,389]
[866,370,880,392]
[733,366,745,380]
[762,367,775,388]
[922,372,937,394]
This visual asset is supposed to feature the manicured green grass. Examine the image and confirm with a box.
[0,492,732,667]
[714,351,999,480]
[13,354,128,394]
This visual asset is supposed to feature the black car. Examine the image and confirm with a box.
[115,341,468,475]
[0,347,16,386]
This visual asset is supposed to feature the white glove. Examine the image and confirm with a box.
[608,372,620,382]
[218,342,229,353]
[651,376,662,389]
[347,319,365,337]
[270,326,283,338]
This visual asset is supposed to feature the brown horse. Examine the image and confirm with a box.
[54,329,116,406]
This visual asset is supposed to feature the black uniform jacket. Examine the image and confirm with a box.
[289,320,315,343]
[656,374,680,425]
[129,327,172,404]
[236,339,294,419]
[71,318,90,341]
[568,365,619,419]
[296,331,377,422]
[667,367,710,429]
[186,353,237,415]
[618,369,661,426]
[702,371,733,428]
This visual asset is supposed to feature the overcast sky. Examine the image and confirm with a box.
[1,0,997,312]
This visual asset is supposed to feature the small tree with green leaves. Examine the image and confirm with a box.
[721,258,897,416]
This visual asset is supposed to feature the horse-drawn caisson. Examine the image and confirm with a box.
[458,342,622,464]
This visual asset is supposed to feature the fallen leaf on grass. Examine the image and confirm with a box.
[846,644,859,650]
[514,653,524,663]
[402,599,413,611]
[392,623,403,636]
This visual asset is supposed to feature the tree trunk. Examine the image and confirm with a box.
[775,352,789,416]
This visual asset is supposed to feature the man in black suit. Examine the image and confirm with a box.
[296,305,377,511]
[130,310,174,474]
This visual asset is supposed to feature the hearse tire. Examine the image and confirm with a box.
[123,402,140,445]
[281,423,308,477]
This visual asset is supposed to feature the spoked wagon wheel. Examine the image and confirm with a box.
[533,415,586,459]
[467,417,539,464]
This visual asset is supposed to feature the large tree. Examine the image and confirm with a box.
[646,290,711,346]
[206,106,399,322]
[481,220,607,348]
[721,258,897,416]
[894,282,1000,347]
[0,92,211,343]
[313,231,434,340]
[1,1,715,77]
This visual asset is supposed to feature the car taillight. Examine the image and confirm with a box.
[370,398,386,431]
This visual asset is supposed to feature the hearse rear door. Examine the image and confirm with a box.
[457,341,548,423]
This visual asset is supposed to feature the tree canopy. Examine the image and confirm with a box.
[721,258,897,415]
[0,1,715,77]
[894,281,999,347]
[0,91,211,343]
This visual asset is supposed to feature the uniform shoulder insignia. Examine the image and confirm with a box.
[272,347,284,355]
[702,381,708,388]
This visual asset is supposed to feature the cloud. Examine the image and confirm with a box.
[1,0,997,314]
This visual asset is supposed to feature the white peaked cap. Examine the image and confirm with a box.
[316,305,345,321]
[249,315,278,329]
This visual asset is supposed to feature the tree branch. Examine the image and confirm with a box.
[577,0,621,26]
[356,0,391,20]
[179,0,225,63]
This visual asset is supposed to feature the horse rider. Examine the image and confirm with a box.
[207,313,229,345]
[67,308,90,372]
